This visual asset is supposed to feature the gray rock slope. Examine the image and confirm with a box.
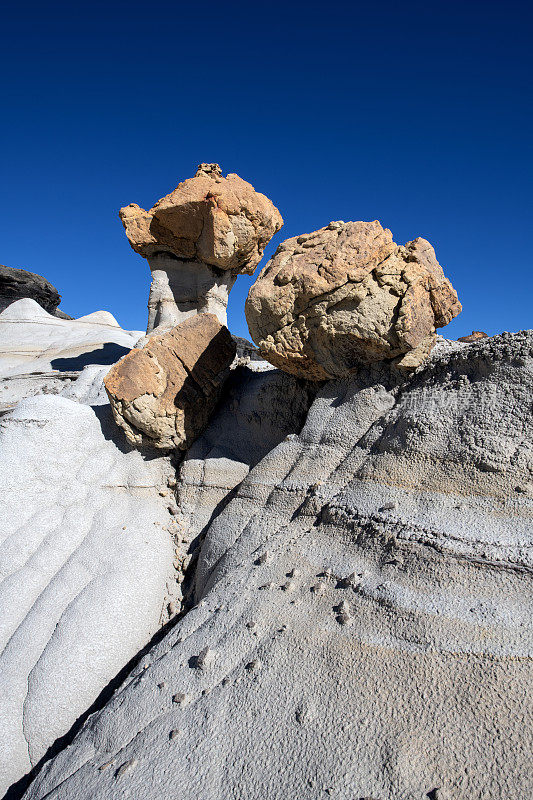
[21,332,533,800]
[0,395,177,796]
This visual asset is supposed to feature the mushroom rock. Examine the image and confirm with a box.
[245,220,462,380]
[119,164,283,334]
[104,313,236,450]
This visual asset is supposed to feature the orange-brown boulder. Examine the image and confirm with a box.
[458,331,489,343]
[245,220,462,379]
[104,314,236,450]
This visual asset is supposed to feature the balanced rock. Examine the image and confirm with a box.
[0,265,69,317]
[104,314,236,450]
[120,164,283,333]
[245,220,462,379]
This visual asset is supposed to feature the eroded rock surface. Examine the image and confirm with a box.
[0,396,177,797]
[0,299,143,414]
[104,314,236,450]
[22,331,533,800]
[245,220,462,379]
[173,356,314,607]
[120,164,283,332]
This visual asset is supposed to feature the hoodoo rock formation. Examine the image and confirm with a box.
[245,220,462,379]
[0,168,531,800]
[104,314,236,450]
[120,164,283,333]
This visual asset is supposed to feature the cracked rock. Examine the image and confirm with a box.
[104,313,236,450]
[245,221,461,379]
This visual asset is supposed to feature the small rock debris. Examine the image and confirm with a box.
[281,580,296,592]
[195,646,215,670]
[115,758,137,779]
[336,599,353,625]
[98,759,115,772]
[287,568,301,578]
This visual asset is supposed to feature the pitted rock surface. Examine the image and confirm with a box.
[120,164,282,271]
[245,221,461,379]
[104,314,236,450]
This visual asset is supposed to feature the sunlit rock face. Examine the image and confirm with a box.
[120,164,283,333]
[0,298,143,413]
[0,395,177,797]
[246,220,462,379]
[104,314,236,451]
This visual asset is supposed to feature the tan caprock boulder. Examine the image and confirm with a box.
[458,330,489,343]
[120,164,283,334]
[104,314,236,450]
[245,220,461,379]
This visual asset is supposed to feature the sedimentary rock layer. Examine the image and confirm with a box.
[22,331,533,800]
[0,396,177,796]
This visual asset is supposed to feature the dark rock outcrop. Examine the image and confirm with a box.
[0,265,70,317]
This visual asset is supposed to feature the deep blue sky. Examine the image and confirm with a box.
[1,1,531,339]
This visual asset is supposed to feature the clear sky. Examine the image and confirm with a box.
[1,0,531,340]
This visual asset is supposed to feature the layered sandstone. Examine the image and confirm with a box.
[245,220,462,379]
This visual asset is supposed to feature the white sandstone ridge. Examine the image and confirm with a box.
[0,299,143,412]
[119,163,283,333]
[0,394,177,796]
[0,298,142,379]
[21,331,533,800]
